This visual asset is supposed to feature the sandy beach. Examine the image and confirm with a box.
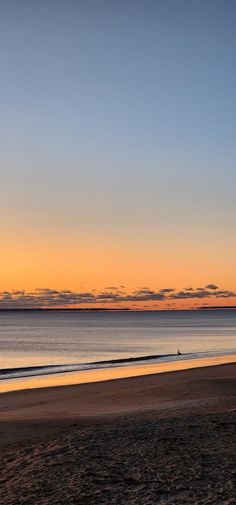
[2,0,236,502]
[0,362,236,504]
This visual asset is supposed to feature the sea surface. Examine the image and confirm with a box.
[0,309,236,381]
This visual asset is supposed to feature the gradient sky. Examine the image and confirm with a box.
[1,0,236,308]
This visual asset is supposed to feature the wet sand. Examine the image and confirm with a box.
[1,353,236,393]
[0,363,236,504]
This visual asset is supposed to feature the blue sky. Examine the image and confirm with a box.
[0,0,236,303]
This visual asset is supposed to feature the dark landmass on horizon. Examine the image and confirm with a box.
[198,305,236,310]
[0,306,236,312]
[0,307,130,312]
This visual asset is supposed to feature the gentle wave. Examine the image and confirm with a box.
[1,349,235,381]
[0,353,180,380]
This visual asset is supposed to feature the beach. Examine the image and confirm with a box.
[2,0,236,502]
[0,362,236,504]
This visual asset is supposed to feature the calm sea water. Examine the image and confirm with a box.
[0,309,236,380]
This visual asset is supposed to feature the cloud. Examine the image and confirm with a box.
[0,284,235,308]
[170,288,235,300]
[122,289,166,302]
[214,289,235,298]
[205,284,218,290]
[159,288,175,293]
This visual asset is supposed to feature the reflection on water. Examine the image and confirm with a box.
[1,354,236,393]
[0,310,236,392]
[1,310,236,371]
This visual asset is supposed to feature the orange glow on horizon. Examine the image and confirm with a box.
[1,226,235,310]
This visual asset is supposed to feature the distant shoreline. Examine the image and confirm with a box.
[0,306,236,312]
[198,305,236,310]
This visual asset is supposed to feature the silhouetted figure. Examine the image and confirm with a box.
[177,349,182,356]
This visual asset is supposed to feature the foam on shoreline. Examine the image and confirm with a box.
[1,353,236,394]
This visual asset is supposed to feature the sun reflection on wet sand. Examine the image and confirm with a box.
[1,354,236,394]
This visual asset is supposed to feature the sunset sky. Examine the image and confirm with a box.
[1,0,236,309]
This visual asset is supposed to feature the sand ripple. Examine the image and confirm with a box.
[1,411,235,504]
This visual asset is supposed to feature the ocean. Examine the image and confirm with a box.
[0,309,236,381]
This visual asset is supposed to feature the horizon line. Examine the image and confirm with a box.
[0,306,236,312]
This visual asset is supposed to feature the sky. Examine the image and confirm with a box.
[0,0,236,309]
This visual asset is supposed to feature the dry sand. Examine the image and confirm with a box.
[0,363,236,504]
